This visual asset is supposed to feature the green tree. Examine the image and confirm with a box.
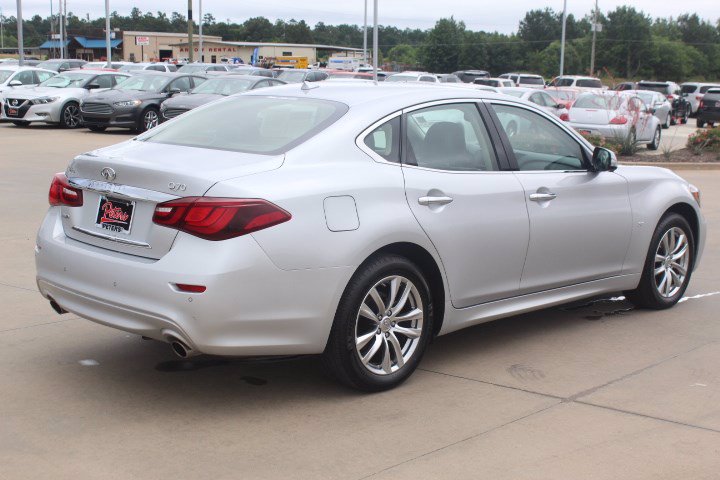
[597,6,653,77]
[419,17,464,73]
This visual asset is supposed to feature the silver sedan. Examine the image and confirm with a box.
[35,83,705,391]
[636,90,673,129]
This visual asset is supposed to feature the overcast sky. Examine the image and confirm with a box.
[2,0,719,34]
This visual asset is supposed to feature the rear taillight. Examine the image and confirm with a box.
[559,112,569,121]
[699,101,704,110]
[49,173,83,207]
[152,197,291,241]
[610,116,628,125]
[696,95,703,101]
[666,95,675,101]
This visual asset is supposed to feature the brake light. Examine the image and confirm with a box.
[696,95,703,101]
[174,283,207,293]
[666,95,674,101]
[152,197,291,241]
[699,101,704,110]
[610,116,628,125]
[49,173,83,207]
[559,112,569,121]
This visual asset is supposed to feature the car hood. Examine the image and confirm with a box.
[3,86,89,100]
[85,89,164,104]
[163,93,223,110]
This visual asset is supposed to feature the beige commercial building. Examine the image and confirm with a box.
[122,31,223,62]
[170,41,362,64]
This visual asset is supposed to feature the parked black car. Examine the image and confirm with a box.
[80,72,206,132]
[696,88,720,128]
[636,81,690,125]
[36,59,87,72]
[160,75,285,121]
[452,70,490,83]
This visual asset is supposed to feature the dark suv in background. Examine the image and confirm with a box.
[636,81,690,125]
[696,88,720,128]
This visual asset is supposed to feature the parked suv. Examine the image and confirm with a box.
[499,73,545,89]
[36,59,87,72]
[452,70,490,83]
[681,82,720,116]
[636,81,690,125]
[696,88,720,128]
[549,75,603,89]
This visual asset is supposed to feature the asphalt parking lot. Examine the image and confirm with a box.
[2,123,719,479]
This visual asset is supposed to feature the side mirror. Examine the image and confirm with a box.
[86,84,100,90]
[8,80,22,87]
[591,147,617,172]
[168,88,181,96]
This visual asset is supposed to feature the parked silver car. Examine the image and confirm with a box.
[1,70,129,127]
[36,83,705,391]
[384,71,439,83]
[635,90,673,129]
[498,87,568,119]
[568,91,662,150]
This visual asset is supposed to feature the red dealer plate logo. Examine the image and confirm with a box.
[95,196,135,235]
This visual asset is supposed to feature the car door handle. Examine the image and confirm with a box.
[529,192,557,202]
[418,196,454,206]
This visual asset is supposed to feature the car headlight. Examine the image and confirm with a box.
[31,96,59,105]
[113,100,142,107]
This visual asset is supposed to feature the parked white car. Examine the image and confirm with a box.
[0,66,56,95]
[549,75,604,89]
[473,77,514,88]
[498,87,568,119]
[384,71,439,83]
[681,82,720,115]
[498,73,545,89]
[119,62,178,73]
[568,91,662,150]
[35,83,704,391]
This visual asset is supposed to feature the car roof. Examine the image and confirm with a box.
[0,65,54,72]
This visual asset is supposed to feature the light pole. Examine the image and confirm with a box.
[16,0,24,66]
[372,0,378,82]
[559,0,567,77]
[199,0,203,62]
[590,0,599,75]
[104,0,111,67]
[58,0,64,58]
[363,0,367,65]
[1,7,4,50]
[187,0,194,62]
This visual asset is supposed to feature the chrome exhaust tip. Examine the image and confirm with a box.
[170,340,199,358]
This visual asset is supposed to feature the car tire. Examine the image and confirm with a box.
[625,213,694,310]
[88,126,107,132]
[322,254,434,392]
[136,107,159,133]
[697,119,705,128]
[670,114,676,126]
[681,110,689,124]
[11,121,30,127]
[647,126,661,150]
[662,114,671,129]
[60,102,81,128]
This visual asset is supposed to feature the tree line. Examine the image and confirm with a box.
[1,6,718,80]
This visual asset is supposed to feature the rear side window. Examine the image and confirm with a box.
[577,79,602,88]
[520,76,544,85]
[363,116,400,163]
[140,96,348,155]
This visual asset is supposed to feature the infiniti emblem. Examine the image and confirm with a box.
[100,167,116,182]
[10,99,19,107]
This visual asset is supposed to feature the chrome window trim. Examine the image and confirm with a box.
[68,178,178,203]
[71,226,152,248]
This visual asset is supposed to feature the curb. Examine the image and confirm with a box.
[619,161,720,170]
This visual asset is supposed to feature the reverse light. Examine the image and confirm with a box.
[48,173,83,207]
[153,197,291,241]
[610,116,628,125]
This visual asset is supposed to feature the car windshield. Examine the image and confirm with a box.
[0,70,13,83]
[520,76,544,85]
[277,71,308,83]
[118,64,147,72]
[573,94,623,110]
[637,83,668,94]
[577,79,603,88]
[37,61,61,70]
[385,75,418,82]
[636,93,655,105]
[177,65,207,73]
[191,77,255,95]
[139,96,348,155]
[39,72,91,88]
[115,75,169,92]
[547,90,577,101]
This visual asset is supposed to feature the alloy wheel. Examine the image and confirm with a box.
[354,275,424,375]
[63,104,81,128]
[144,110,159,130]
[654,227,690,298]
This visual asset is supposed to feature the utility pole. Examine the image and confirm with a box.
[58,0,64,58]
[559,0,567,77]
[1,7,4,50]
[16,0,24,66]
[363,0,367,65]
[63,0,67,58]
[199,0,203,62]
[104,0,111,67]
[590,0,599,76]
[372,0,378,82]
[187,0,194,62]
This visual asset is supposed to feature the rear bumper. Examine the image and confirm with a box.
[569,123,630,140]
[35,207,353,356]
[697,111,720,122]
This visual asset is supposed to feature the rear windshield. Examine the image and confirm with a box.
[577,79,602,88]
[637,83,668,94]
[700,86,720,94]
[191,77,254,95]
[681,85,698,94]
[139,96,348,155]
[519,76,544,85]
[573,94,623,110]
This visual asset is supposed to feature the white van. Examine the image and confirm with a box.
[498,73,545,89]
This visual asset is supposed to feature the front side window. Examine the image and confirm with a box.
[363,116,400,163]
[405,103,498,171]
[90,75,114,89]
[577,79,603,88]
[140,96,348,155]
[14,70,35,85]
[36,71,55,82]
[169,76,192,92]
[491,104,585,171]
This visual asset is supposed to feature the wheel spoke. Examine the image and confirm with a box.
[672,245,688,261]
[359,302,379,323]
[671,234,686,254]
[655,254,665,264]
[668,268,682,288]
[657,272,668,294]
[387,278,400,313]
[394,307,423,323]
[654,265,665,276]
[664,272,673,296]
[671,262,687,276]
[356,331,377,350]
[369,287,386,314]
[388,332,404,368]
[381,337,392,374]
[662,233,670,254]
[394,325,421,339]
[361,335,383,365]
[391,282,412,313]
